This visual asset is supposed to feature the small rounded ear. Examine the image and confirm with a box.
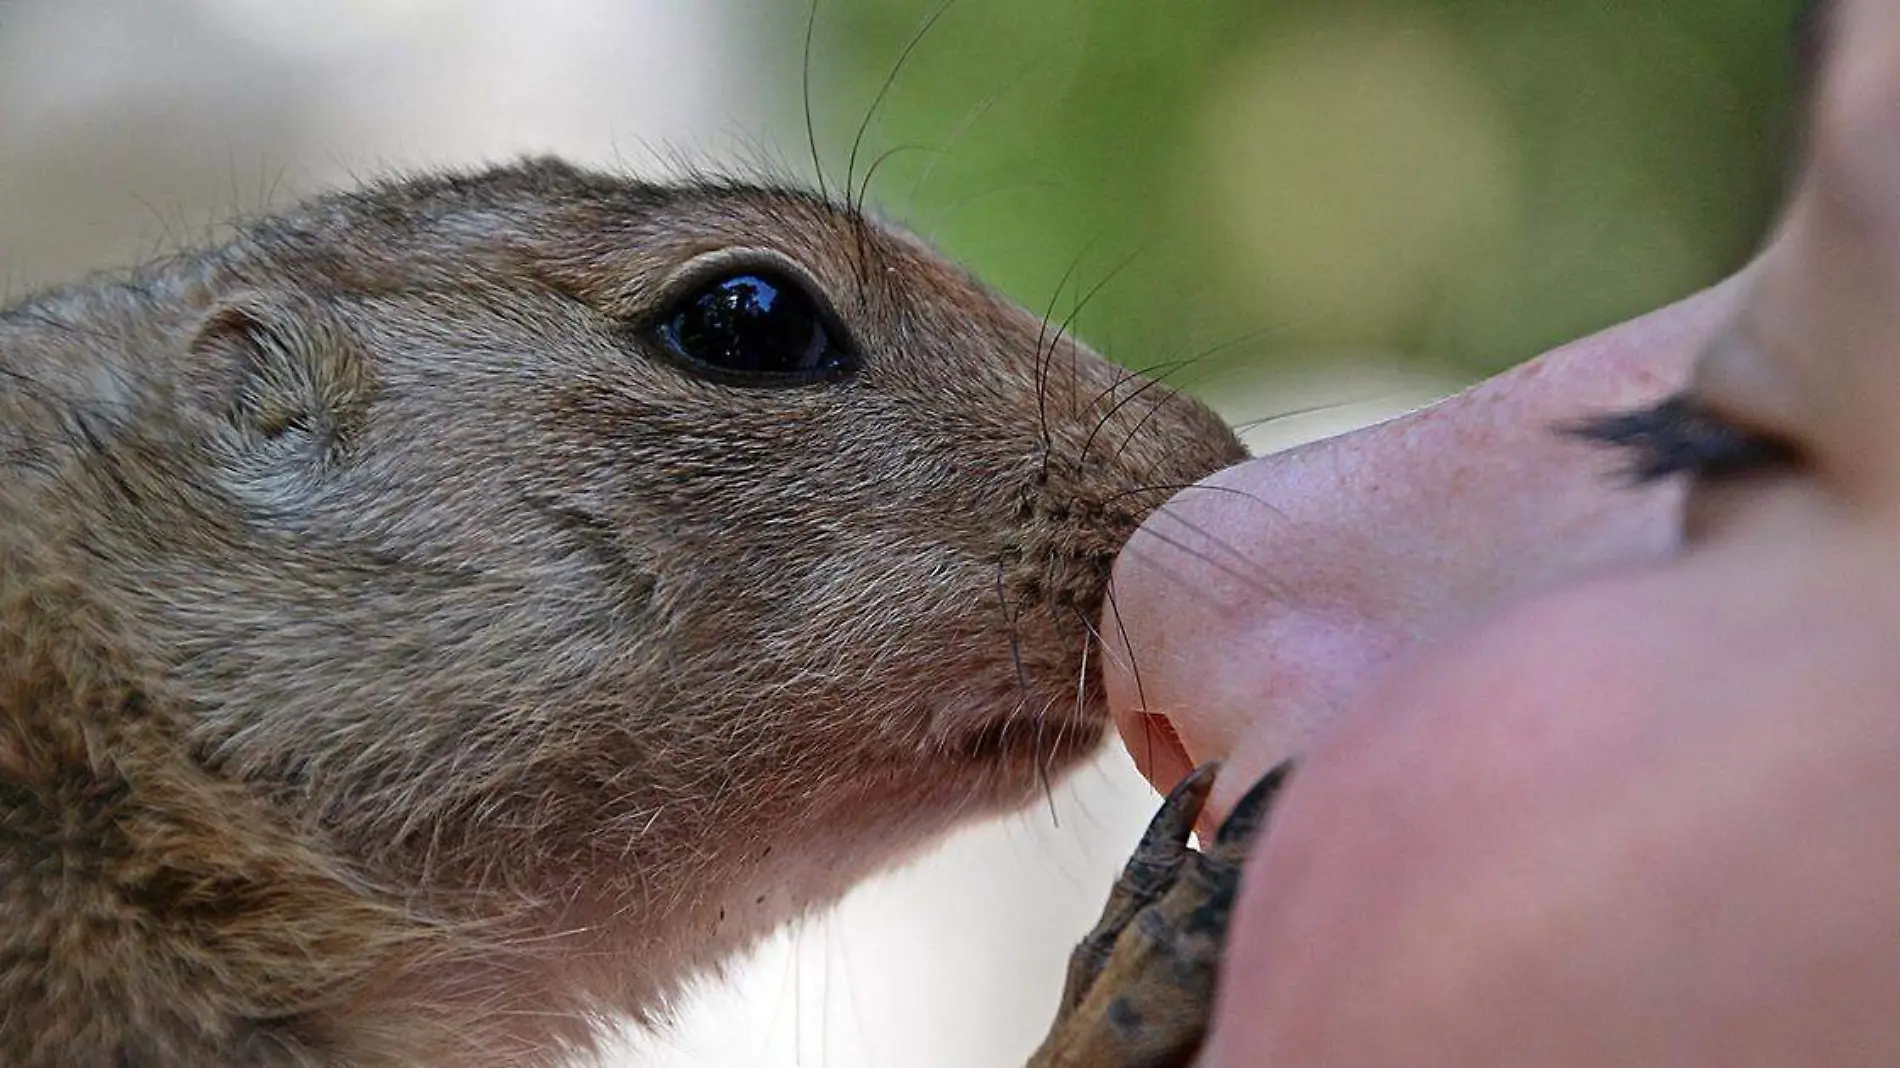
[192,292,371,476]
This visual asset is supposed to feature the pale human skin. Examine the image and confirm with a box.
[1105,0,1900,1061]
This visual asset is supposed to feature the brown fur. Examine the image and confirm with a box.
[0,158,1244,1066]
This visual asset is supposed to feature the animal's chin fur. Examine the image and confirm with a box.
[384,711,1112,1065]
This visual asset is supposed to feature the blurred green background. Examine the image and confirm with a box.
[0,0,1808,396]
[771,0,1803,389]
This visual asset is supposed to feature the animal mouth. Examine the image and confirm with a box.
[938,669,1113,768]
[964,529,1123,772]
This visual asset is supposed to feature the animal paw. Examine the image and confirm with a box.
[1027,761,1293,1068]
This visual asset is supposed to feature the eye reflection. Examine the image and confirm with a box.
[657,269,853,385]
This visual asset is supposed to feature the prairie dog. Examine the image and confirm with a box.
[0,158,1245,1066]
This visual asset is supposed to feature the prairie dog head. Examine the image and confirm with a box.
[0,157,1244,1053]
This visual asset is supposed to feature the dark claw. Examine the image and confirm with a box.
[1123,761,1218,884]
[1055,762,1220,1016]
[1210,759,1295,858]
[1030,761,1299,1068]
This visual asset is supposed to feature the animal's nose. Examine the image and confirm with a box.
[1102,275,1745,822]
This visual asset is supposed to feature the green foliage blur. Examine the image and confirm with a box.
[755,0,1803,387]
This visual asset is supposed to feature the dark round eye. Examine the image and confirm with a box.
[659,271,854,385]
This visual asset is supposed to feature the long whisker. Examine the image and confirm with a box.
[1082,330,1270,468]
[1101,583,1154,779]
[994,560,1032,698]
[1080,353,1200,425]
[1037,630,1093,826]
[1076,355,1217,467]
[1113,521,1281,601]
[1227,396,1400,435]
[1033,697,1057,825]
[1080,323,1287,465]
[1089,326,1289,469]
[1070,604,1108,650]
[802,0,828,203]
[846,0,960,224]
[1074,617,1099,713]
[920,177,1066,237]
[1079,366,1188,467]
[853,142,939,219]
[905,47,1054,217]
[1125,323,1285,383]
[1048,244,1146,423]
[1034,237,1102,468]
[1135,501,1278,588]
[1108,364,1229,475]
[1096,480,1281,517]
